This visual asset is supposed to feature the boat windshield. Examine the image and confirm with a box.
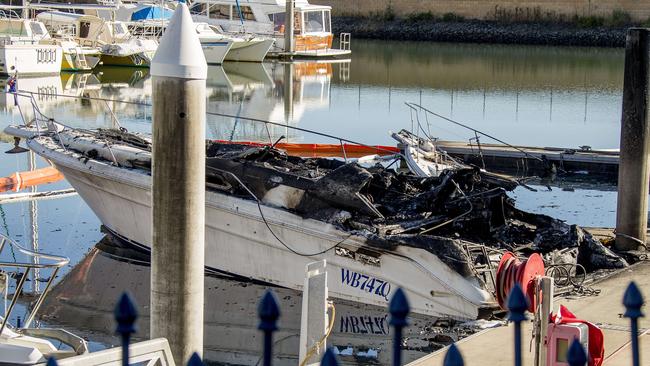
[0,21,28,37]
[303,10,330,34]
[112,22,129,37]
[28,22,48,38]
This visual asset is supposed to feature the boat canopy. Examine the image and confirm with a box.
[131,6,173,21]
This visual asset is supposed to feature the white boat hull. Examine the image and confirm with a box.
[27,137,492,321]
[225,39,274,62]
[0,44,62,75]
[201,40,233,65]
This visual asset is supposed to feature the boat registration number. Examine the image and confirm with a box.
[341,268,391,301]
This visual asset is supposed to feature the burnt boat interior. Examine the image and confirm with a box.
[59,129,632,299]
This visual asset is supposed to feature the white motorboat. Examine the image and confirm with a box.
[223,34,274,62]
[190,0,350,57]
[0,14,62,75]
[19,125,494,321]
[0,232,88,364]
[36,11,157,67]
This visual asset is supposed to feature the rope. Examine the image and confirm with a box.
[299,301,336,366]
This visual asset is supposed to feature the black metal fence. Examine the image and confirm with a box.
[46,282,644,366]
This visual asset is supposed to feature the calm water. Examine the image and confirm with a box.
[0,39,626,364]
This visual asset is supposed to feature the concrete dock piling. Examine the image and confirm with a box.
[150,2,207,365]
[616,28,650,252]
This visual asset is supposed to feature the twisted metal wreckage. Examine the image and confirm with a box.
[67,127,628,275]
[11,122,633,320]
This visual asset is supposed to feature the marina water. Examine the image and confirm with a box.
[0,39,627,364]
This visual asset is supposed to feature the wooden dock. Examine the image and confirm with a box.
[436,140,620,178]
[407,260,650,366]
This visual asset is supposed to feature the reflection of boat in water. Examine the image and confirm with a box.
[207,61,335,141]
[39,236,437,365]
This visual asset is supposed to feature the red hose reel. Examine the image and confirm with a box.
[495,251,545,312]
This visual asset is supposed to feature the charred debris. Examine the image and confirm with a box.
[71,129,630,278]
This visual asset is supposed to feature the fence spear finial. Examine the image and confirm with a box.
[186,352,205,366]
[115,292,137,366]
[320,347,340,366]
[567,339,587,366]
[507,284,527,366]
[623,281,644,366]
[443,344,464,366]
[258,290,280,366]
[389,288,410,366]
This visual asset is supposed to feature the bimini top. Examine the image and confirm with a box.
[131,5,174,21]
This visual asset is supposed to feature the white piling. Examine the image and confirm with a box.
[150,2,207,365]
[298,260,328,365]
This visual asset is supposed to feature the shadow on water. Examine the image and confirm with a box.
[37,235,459,365]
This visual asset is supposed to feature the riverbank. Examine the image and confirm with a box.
[332,17,626,47]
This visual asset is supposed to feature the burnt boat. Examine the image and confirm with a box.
[18,126,627,321]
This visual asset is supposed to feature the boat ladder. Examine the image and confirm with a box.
[77,73,88,89]
[339,33,351,51]
[75,48,88,70]
[463,244,497,293]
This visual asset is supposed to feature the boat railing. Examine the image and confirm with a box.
[405,101,545,164]
[8,89,407,164]
[0,9,22,20]
[0,232,70,333]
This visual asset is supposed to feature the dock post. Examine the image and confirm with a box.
[150,2,207,365]
[285,0,294,53]
[616,28,650,252]
[298,260,328,365]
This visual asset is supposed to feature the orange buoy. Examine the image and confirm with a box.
[495,251,545,312]
[0,166,64,193]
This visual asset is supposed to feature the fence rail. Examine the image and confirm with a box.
[43,280,645,366]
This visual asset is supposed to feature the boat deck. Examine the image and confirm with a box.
[435,140,620,177]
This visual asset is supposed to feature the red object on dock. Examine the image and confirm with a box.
[213,140,400,158]
[495,251,545,312]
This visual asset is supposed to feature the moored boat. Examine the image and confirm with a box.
[36,11,157,68]
[22,126,495,321]
[189,0,350,58]
[0,14,62,75]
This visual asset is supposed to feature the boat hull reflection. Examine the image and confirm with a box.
[39,237,438,365]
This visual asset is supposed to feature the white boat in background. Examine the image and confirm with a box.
[189,0,350,57]
[221,32,274,62]
[0,14,62,75]
[195,22,233,64]
[36,11,157,67]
